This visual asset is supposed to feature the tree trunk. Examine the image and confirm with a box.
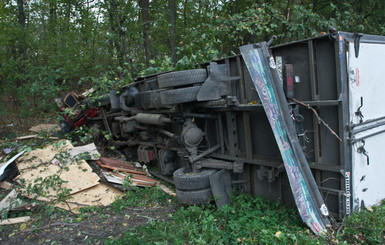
[110,0,130,68]
[17,0,25,27]
[139,0,153,67]
[16,0,26,88]
[107,11,116,62]
[168,0,177,64]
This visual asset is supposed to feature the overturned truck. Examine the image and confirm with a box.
[80,31,385,234]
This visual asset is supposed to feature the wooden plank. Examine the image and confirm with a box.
[0,216,30,225]
[0,181,12,190]
[16,135,59,140]
[100,157,139,171]
[157,184,176,197]
[0,189,20,210]
[95,160,146,175]
[107,171,156,187]
[109,171,156,183]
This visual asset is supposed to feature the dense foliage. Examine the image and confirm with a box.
[1,0,384,119]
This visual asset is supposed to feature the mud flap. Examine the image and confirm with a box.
[240,43,329,235]
[209,169,232,208]
[197,62,230,101]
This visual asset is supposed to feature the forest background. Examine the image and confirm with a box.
[1,0,384,123]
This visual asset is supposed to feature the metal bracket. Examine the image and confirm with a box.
[354,33,364,58]
[355,97,364,123]
[357,140,370,165]
[328,27,337,40]
[257,166,276,182]
[266,35,277,47]
[195,158,244,173]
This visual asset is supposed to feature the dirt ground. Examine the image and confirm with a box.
[0,204,176,244]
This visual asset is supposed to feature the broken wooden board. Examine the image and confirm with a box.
[16,135,59,140]
[100,157,140,171]
[0,189,36,216]
[52,143,100,167]
[17,140,100,200]
[0,189,21,211]
[54,183,123,213]
[17,140,73,171]
[157,184,176,197]
[95,160,146,175]
[102,170,124,185]
[0,216,31,225]
[107,171,156,187]
[29,124,58,133]
[0,181,12,190]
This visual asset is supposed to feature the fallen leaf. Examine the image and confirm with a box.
[275,231,282,238]
[19,223,27,231]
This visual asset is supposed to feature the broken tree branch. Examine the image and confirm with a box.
[291,98,342,142]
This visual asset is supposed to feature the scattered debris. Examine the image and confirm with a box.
[0,133,163,218]
[17,141,101,201]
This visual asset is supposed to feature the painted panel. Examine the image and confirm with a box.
[240,44,328,235]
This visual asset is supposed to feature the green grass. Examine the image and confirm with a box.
[105,194,323,244]
[104,194,385,245]
[335,201,385,244]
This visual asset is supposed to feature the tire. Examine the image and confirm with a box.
[160,86,201,105]
[173,167,216,191]
[176,188,213,205]
[158,69,207,89]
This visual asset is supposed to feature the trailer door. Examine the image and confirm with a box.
[348,41,385,210]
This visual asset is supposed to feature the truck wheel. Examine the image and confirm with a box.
[173,167,216,191]
[176,188,213,205]
[158,69,207,88]
[160,86,201,105]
